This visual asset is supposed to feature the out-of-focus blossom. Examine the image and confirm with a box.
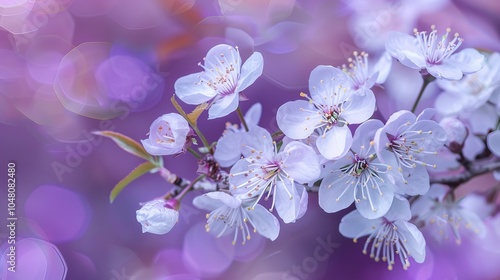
[193,191,280,244]
[229,126,320,223]
[385,26,484,80]
[375,110,447,195]
[341,51,392,96]
[439,117,467,150]
[487,130,500,157]
[141,113,193,156]
[435,52,500,115]
[277,65,375,159]
[412,184,488,244]
[340,196,426,270]
[136,199,179,234]
[174,44,264,119]
[319,120,395,219]
[214,103,262,167]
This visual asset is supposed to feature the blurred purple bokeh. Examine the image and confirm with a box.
[1,0,500,279]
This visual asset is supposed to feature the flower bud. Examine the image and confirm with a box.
[136,199,179,234]
[141,113,193,156]
[439,117,467,152]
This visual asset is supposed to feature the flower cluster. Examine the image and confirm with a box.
[101,27,500,272]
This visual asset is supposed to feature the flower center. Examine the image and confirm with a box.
[342,51,369,90]
[205,206,256,245]
[196,46,240,97]
[414,25,463,65]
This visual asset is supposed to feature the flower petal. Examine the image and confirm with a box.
[384,195,411,221]
[244,103,262,127]
[427,62,463,80]
[214,132,244,167]
[487,130,500,156]
[281,141,321,183]
[339,210,381,239]
[385,32,424,69]
[319,171,355,213]
[237,52,264,92]
[208,92,239,119]
[341,88,376,124]
[174,72,216,104]
[316,125,352,160]
[394,165,430,196]
[351,119,384,154]
[308,65,350,105]
[395,220,426,263]
[277,100,322,139]
[247,204,280,241]
[241,125,274,157]
[275,180,307,223]
[356,179,394,219]
[373,52,392,84]
[447,48,484,74]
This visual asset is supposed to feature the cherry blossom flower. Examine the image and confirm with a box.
[435,52,500,115]
[340,196,426,270]
[341,51,392,96]
[319,120,395,219]
[214,103,262,167]
[277,65,375,160]
[229,126,321,223]
[374,110,447,195]
[136,199,179,234]
[193,191,280,244]
[385,25,484,80]
[412,184,488,244]
[174,44,264,119]
[141,113,193,156]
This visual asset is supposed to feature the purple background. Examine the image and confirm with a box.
[1,0,500,279]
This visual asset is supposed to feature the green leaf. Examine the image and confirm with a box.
[187,102,208,124]
[110,161,156,203]
[93,130,153,162]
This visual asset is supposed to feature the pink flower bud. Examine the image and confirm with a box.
[136,199,179,234]
[141,113,192,156]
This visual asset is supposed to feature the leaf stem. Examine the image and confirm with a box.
[188,147,202,159]
[236,106,249,132]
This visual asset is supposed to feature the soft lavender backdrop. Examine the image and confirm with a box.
[1,0,500,279]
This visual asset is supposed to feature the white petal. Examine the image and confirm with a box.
[205,44,242,70]
[281,141,321,183]
[373,52,392,84]
[192,192,227,211]
[208,92,239,119]
[342,89,376,124]
[308,65,350,105]
[319,172,355,213]
[241,126,274,157]
[275,180,306,223]
[247,204,280,241]
[277,100,322,139]
[487,130,500,156]
[237,52,264,92]
[356,180,394,219]
[339,210,381,239]
[427,62,463,80]
[434,91,465,115]
[214,132,244,167]
[384,196,411,221]
[351,119,383,154]
[395,220,426,263]
[395,165,430,196]
[447,48,485,74]
[385,32,424,69]
[174,72,216,104]
[316,125,352,160]
[244,103,262,127]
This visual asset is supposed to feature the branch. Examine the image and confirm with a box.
[430,158,500,188]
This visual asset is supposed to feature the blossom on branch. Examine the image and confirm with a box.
[174,44,264,119]
[141,113,193,156]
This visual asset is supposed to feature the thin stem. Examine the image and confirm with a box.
[192,124,211,150]
[175,175,205,201]
[411,75,434,113]
[188,147,202,159]
[236,106,249,132]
